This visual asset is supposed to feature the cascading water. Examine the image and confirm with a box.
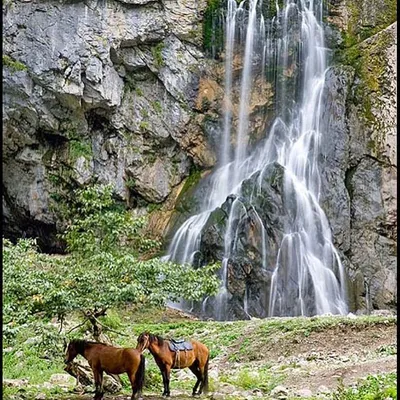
[164,0,348,319]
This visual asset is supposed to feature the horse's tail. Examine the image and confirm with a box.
[203,354,210,393]
[135,353,146,394]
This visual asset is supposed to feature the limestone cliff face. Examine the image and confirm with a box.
[3,0,217,250]
[322,0,397,312]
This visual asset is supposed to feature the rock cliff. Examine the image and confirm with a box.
[3,0,216,250]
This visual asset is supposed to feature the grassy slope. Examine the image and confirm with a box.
[3,307,397,400]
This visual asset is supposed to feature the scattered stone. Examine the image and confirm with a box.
[317,385,331,394]
[209,369,219,379]
[24,336,40,345]
[296,388,313,397]
[210,393,225,400]
[219,382,236,392]
[41,382,54,390]
[35,393,46,400]
[49,373,76,387]
[175,369,191,380]
[371,310,393,316]
[271,385,289,399]
[252,388,263,397]
[3,379,29,387]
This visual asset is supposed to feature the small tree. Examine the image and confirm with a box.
[3,184,220,340]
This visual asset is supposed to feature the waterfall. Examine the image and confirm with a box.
[164,0,348,319]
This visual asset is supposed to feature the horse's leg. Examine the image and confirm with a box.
[189,364,202,396]
[98,370,104,398]
[160,367,168,397]
[164,364,171,397]
[197,356,209,395]
[128,370,139,400]
[130,354,145,400]
[92,369,103,400]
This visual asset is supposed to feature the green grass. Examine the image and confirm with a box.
[3,350,63,384]
[333,373,397,400]
[3,55,28,72]
[139,121,149,131]
[376,344,397,356]
[152,101,162,113]
[152,42,165,68]
[2,309,397,399]
[220,366,283,393]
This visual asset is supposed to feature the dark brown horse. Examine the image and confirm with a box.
[136,332,209,397]
[65,339,145,400]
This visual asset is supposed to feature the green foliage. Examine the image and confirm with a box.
[3,55,28,72]
[139,121,149,131]
[175,166,203,214]
[201,96,211,110]
[152,100,162,113]
[135,87,143,96]
[125,177,136,189]
[376,344,397,356]
[3,184,220,332]
[140,108,149,118]
[124,74,136,93]
[152,42,165,68]
[68,138,92,161]
[203,0,224,54]
[147,202,162,213]
[333,373,397,400]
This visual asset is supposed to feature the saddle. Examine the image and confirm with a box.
[168,338,193,352]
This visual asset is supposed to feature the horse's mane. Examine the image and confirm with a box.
[70,339,111,353]
[148,333,165,346]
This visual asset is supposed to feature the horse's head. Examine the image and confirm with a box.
[136,332,151,353]
[64,340,82,364]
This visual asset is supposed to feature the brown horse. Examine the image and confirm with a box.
[64,339,145,400]
[136,332,209,397]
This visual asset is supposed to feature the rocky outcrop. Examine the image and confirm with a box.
[197,163,288,320]
[2,0,216,250]
[343,23,397,312]
[324,0,397,311]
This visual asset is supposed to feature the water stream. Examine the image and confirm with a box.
[164,0,348,319]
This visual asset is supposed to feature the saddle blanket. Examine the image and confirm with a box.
[168,338,193,352]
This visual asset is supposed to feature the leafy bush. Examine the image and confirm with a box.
[3,184,220,338]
